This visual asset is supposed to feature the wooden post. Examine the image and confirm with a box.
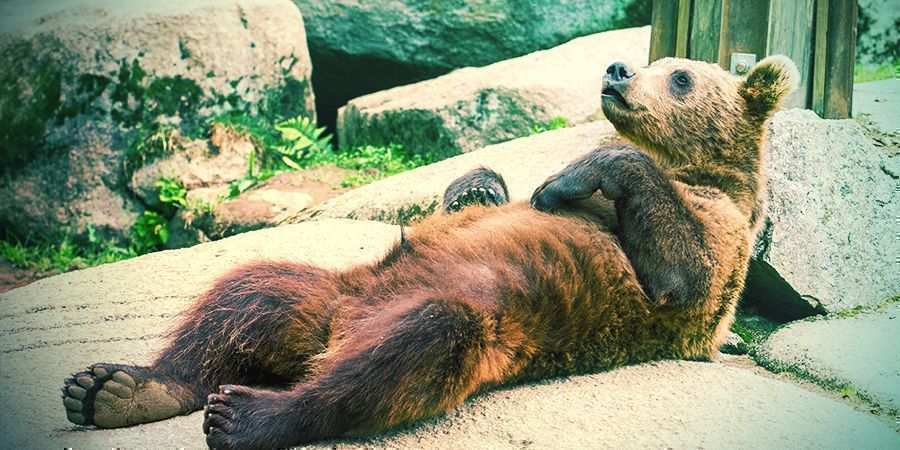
[823,0,857,118]
[650,0,679,62]
[690,0,723,63]
[811,0,829,115]
[675,0,693,58]
[717,0,771,70]
[767,0,815,109]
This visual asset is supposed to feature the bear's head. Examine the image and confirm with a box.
[600,55,799,167]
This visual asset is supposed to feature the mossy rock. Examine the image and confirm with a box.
[0,0,316,240]
[336,27,651,158]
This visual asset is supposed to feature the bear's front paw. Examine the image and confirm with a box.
[530,179,567,212]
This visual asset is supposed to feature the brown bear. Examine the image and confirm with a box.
[61,55,798,449]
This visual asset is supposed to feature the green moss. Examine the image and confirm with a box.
[755,352,890,415]
[110,58,148,126]
[261,76,314,122]
[57,74,114,120]
[362,200,440,225]
[0,38,67,172]
[730,305,784,352]
[146,76,205,130]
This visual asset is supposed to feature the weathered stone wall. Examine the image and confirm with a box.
[0,0,315,240]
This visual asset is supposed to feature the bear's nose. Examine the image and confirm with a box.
[606,62,634,83]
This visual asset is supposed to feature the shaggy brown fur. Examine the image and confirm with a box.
[61,56,798,449]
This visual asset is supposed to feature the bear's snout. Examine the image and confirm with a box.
[605,62,634,83]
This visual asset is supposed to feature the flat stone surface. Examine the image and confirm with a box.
[337,27,650,158]
[853,78,900,133]
[1,218,897,448]
[757,303,900,413]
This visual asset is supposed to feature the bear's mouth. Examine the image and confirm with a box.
[602,87,630,109]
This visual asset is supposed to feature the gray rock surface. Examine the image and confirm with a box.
[0,0,315,240]
[853,78,900,133]
[294,120,621,224]
[337,27,650,158]
[293,0,650,128]
[756,302,900,413]
[1,219,897,448]
[747,109,899,316]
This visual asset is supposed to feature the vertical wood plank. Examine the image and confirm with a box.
[718,0,772,70]
[690,0,723,62]
[675,0,693,58]
[650,0,679,62]
[767,0,815,109]
[823,0,857,118]
[812,0,829,115]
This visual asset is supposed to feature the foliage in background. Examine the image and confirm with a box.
[130,211,169,253]
[853,60,899,83]
[0,226,134,274]
[273,116,334,167]
[530,116,570,135]
[334,144,433,187]
[124,124,181,175]
[3,112,435,275]
[217,113,432,195]
[854,5,898,83]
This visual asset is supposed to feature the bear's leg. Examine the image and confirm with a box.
[443,167,509,213]
[62,261,342,428]
[204,295,520,449]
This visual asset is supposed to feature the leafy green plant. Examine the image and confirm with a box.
[155,177,188,210]
[131,211,169,252]
[530,116,570,135]
[273,116,334,167]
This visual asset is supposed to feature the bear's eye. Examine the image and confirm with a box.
[669,71,693,98]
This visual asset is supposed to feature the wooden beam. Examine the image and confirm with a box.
[675,0,693,58]
[650,0,679,62]
[768,0,815,109]
[823,0,857,118]
[811,0,829,116]
[718,0,772,70]
[690,0,723,63]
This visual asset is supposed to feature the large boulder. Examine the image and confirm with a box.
[1,219,897,448]
[338,27,651,159]
[744,109,899,319]
[293,120,621,224]
[292,0,652,129]
[0,0,315,241]
[755,301,900,413]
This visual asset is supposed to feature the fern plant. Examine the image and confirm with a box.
[273,116,333,168]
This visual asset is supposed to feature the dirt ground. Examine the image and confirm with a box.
[0,259,47,294]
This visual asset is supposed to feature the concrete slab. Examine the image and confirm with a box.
[757,302,900,413]
[853,78,900,133]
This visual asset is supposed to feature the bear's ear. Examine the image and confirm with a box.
[738,55,800,117]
